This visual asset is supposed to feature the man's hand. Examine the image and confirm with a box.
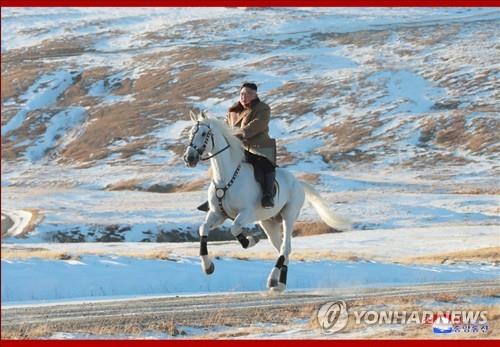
[232,127,244,140]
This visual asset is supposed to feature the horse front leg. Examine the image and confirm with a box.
[230,209,259,249]
[199,211,225,275]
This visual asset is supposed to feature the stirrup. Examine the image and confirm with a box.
[197,201,210,212]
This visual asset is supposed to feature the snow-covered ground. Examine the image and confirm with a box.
[1,173,498,243]
[2,254,498,304]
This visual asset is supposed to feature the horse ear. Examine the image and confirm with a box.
[201,110,208,119]
[189,110,196,121]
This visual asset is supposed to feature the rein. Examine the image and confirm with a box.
[188,121,230,161]
[200,143,230,161]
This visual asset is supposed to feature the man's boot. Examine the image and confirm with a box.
[197,201,209,212]
[261,171,275,209]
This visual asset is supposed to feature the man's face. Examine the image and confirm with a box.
[239,87,257,106]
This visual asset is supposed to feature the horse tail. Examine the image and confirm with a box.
[300,181,352,231]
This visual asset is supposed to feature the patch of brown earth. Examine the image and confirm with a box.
[1,61,57,104]
[313,29,391,48]
[105,178,208,193]
[296,173,320,185]
[58,67,111,108]
[398,246,500,266]
[1,36,94,63]
[59,103,155,163]
[292,220,342,237]
[397,24,461,48]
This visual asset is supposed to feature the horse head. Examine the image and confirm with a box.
[183,110,212,167]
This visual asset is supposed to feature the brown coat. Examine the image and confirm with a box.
[226,98,276,165]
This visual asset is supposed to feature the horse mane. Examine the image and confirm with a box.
[206,117,244,164]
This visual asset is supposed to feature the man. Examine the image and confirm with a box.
[228,82,277,208]
[197,82,276,211]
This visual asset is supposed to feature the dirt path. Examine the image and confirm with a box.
[2,280,498,338]
[0,209,43,240]
[1,213,14,237]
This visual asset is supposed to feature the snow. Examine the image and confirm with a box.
[1,70,79,137]
[269,113,323,140]
[1,254,497,304]
[152,120,192,143]
[368,70,447,114]
[1,8,247,52]
[2,164,499,243]
[306,47,358,72]
[285,137,324,154]
[25,107,87,162]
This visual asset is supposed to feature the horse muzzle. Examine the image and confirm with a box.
[183,147,199,167]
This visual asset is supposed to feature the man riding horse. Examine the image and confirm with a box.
[197,82,276,211]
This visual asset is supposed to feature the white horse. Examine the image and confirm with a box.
[183,111,351,292]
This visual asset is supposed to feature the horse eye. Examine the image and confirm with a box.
[202,132,206,136]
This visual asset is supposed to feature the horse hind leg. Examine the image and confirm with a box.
[259,218,284,290]
[271,201,302,292]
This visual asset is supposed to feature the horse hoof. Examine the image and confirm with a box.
[204,262,215,275]
[247,235,259,248]
[267,278,278,288]
[270,283,286,292]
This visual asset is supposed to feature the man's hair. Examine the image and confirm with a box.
[240,82,258,91]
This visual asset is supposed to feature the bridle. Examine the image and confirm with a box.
[188,120,241,219]
[188,121,230,161]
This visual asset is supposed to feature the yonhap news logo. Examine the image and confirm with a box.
[316,301,489,336]
[317,300,349,334]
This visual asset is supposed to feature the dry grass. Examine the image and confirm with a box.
[206,248,370,263]
[293,220,341,237]
[1,318,189,339]
[117,136,156,159]
[2,18,498,171]
[321,116,377,153]
[309,290,499,339]
[2,283,498,339]
[58,66,110,108]
[104,178,144,191]
[398,24,461,48]
[449,186,500,195]
[313,29,391,48]
[397,247,500,266]
[0,246,175,261]
[105,178,208,193]
[296,173,320,185]
[2,36,93,63]
[59,103,157,163]
[3,41,237,164]
[1,109,52,160]
[276,144,297,166]
[0,248,81,261]
[435,113,467,148]
[1,62,56,103]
